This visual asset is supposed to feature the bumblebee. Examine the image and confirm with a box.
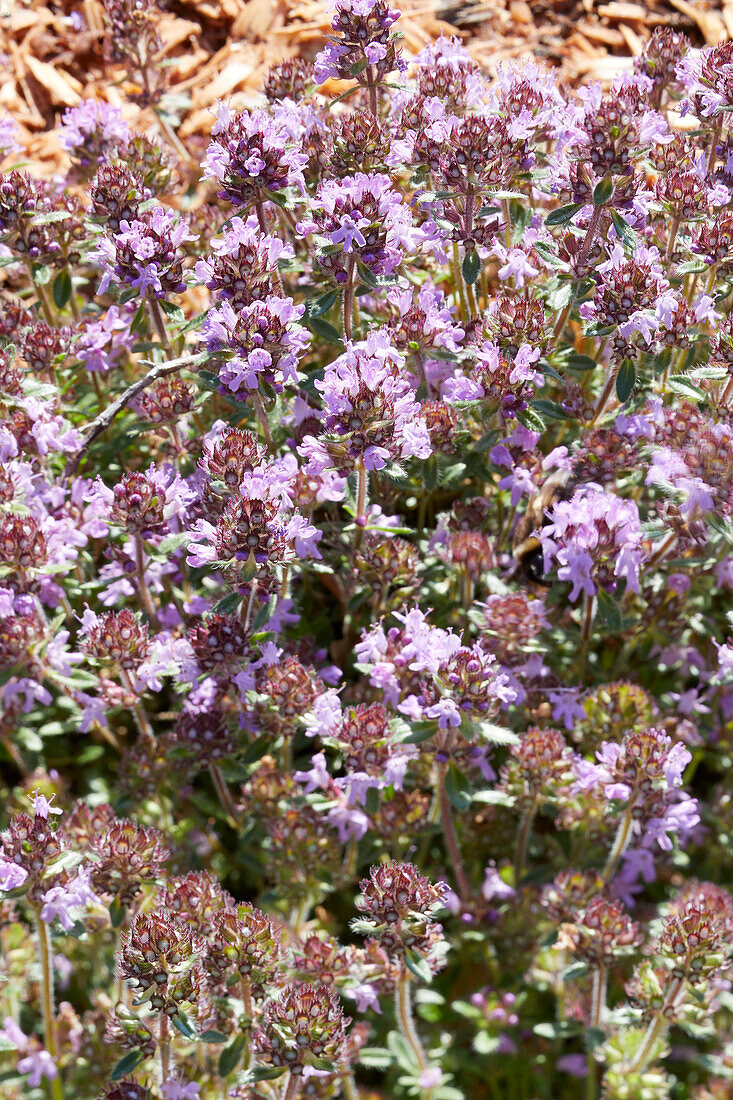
[512,468,575,584]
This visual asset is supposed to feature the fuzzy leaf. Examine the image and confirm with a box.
[462,249,481,286]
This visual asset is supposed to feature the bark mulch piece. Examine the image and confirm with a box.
[1,0,729,176]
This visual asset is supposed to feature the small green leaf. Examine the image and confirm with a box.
[173,1009,196,1039]
[566,352,597,372]
[402,722,437,745]
[218,1033,246,1077]
[111,1050,145,1080]
[358,1046,394,1069]
[615,360,636,404]
[462,249,481,286]
[109,899,126,929]
[52,269,72,310]
[387,1030,420,1073]
[250,1065,286,1081]
[31,263,52,286]
[129,304,147,336]
[212,591,243,616]
[307,317,343,345]
[422,454,439,491]
[305,289,339,319]
[200,1029,229,1043]
[593,175,613,206]
[595,588,622,634]
[545,203,582,227]
[610,209,636,249]
[586,1027,606,1051]
[531,398,569,421]
[444,762,472,812]
[564,961,589,982]
[405,949,433,984]
[240,552,259,583]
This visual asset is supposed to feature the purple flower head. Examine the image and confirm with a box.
[40,865,101,931]
[203,295,310,396]
[0,112,22,158]
[299,330,431,475]
[538,485,645,602]
[0,858,28,891]
[202,104,308,209]
[297,173,416,283]
[58,99,131,172]
[314,0,401,86]
[75,304,136,375]
[30,789,62,820]
[90,205,194,299]
[18,1050,58,1088]
[195,215,293,308]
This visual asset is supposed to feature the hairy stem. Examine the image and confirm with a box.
[354,459,368,550]
[513,797,538,884]
[252,391,274,449]
[34,911,65,1100]
[628,978,683,1074]
[159,1011,170,1082]
[119,667,156,742]
[283,1072,302,1100]
[135,536,159,628]
[437,763,472,904]
[600,808,634,887]
[395,967,428,1072]
[343,256,356,342]
[210,764,240,828]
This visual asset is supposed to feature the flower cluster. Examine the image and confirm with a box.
[3,9,733,1100]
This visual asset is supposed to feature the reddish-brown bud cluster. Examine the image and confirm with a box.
[253,983,348,1075]
[0,513,48,573]
[423,401,460,455]
[540,870,605,923]
[187,613,250,672]
[89,163,149,234]
[479,592,547,662]
[253,656,322,738]
[500,727,572,808]
[0,610,45,673]
[264,57,312,103]
[660,903,730,982]
[18,322,74,376]
[1,810,68,904]
[159,871,234,937]
[334,703,393,776]
[133,376,196,424]
[564,896,640,963]
[331,112,391,176]
[353,533,420,601]
[199,429,267,518]
[81,609,151,669]
[110,472,167,536]
[438,531,496,581]
[105,1008,157,1057]
[89,818,169,906]
[101,0,164,106]
[117,911,204,1014]
[590,258,660,327]
[207,903,283,990]
[355,861,445,959]
[487,297,550,352]
[634,27,689,106]
[167,707,234,764]
[693,211,733,269]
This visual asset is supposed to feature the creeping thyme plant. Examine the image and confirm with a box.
[5,3,733,1099]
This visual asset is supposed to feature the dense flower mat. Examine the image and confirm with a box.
[1,3,733,1100]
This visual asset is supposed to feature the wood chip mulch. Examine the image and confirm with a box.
[1,0,731,176]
